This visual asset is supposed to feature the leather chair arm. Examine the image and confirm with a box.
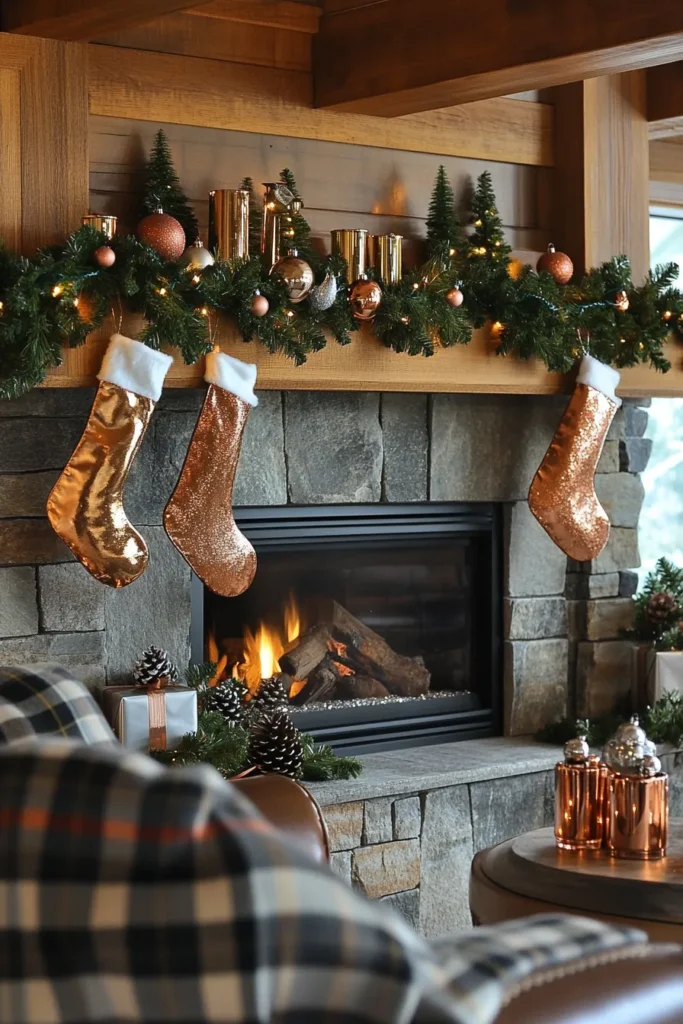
[231,773,330,863]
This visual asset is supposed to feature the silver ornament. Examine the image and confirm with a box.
[180,240,215,271]
[602,715,652,775]
[564,735,589,764]
[308,272,338,312]
[639,753,662,777]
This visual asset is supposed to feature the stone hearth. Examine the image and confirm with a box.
[0,388,647,728]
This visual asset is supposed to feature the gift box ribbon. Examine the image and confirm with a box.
[145,677,169,751]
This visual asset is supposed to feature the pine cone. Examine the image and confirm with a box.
[133,645,177,686]
[252,677,290,715]
[248,710,303,780]
[644,592,678,624]
[207,680,245,725]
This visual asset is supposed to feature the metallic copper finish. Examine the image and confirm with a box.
[147,688,167,751]
[528,383,617,561]
[261,183,294,270]
[47,381,154,588]
[164,386,257,598]
[82,214,117,239]
[606,772,669,860]
[376,233,403,284]
[209,189,250,260]
[331,228,369,283]
[555,760,607,851]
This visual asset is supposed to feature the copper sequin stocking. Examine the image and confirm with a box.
[163,386,256,597]
[47,382,154,587]
[528,383,618,561]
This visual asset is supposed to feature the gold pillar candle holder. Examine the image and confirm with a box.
[606,772,669,860]
[554,737,607,851]
[82,214,117,240]
[331,228,369,284]
[209,189,250,261]
[375,233,403,285]
[261,183,295,270]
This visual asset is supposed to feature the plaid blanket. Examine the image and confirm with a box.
[0,664,115,746]
[0,665,649,1024]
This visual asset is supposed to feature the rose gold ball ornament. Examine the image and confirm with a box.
[94,245,116,268]
[614,289,630,312]
[137,208,186,262]
[251,291,270,318]
[536,243,574,285]
[180,239,215,272]
[446,286,464,308]
[270,249,314,304]
[349,278,382,321]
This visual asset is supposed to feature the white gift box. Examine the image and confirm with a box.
[640,649,683,705]
[103,685,197,752]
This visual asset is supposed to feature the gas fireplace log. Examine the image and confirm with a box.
[280,624,331,680]
[289,655,341,705]
[316,600,431,697]
[335,675,390,700]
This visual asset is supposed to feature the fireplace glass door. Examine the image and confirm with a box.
[197,504,502,753]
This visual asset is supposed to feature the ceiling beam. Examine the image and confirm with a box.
[0,1,202,40]
[313,0,683,116]
[187,1,321,34]
[648,62,683,139]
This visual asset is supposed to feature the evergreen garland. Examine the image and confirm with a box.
[154,663,363,782]
[3,166,683,399]
[627,556,683,643]
[536,691,683,750]
[141,129,199,244]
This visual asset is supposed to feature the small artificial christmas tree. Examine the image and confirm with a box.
[240,176,263,259]
[465,170,513,326]
[426,165,465,262]
[141,129,199,245]
[278,168,318,267]
[468,170,511,264]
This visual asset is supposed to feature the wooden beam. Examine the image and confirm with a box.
[0,34,88,254]
[552,73,649,283]
[88,44,554,167]
[188,0,321,33]
[313,0,683,116]
[1,1,201,40]
[648,62,683,139]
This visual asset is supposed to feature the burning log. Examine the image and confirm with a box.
[280,624,330,680]
[316,600,431,697]
[335,675,390,700]
[289,655,341,705]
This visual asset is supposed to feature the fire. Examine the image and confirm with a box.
[230,592,303,696]
[328,638,354,676]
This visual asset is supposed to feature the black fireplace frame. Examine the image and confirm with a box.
[191,503,503,754]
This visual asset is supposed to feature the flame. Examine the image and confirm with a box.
[289,679,308,700]
[231,592,303,696]
[328,638,354,676]
[206,632,227,686]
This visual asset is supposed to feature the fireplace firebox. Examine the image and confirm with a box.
[192,504,502,754]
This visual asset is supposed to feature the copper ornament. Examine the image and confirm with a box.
[251,292,270,317]
[528,382,617,561]
[46,381,154,588]
[137,210,186,262]
[271,251,314,304]
[446,287,464,308]
[536,244,573,285]
[349,278,382,321]
[164,386,257,598]
[94,245,116,268]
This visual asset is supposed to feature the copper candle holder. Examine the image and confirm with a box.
[209,189,250,261]
[606,772,668,860]
[555,737,606,851]
[261,183,295,270]
[331,229,369,284]
[375,233,403,285]
[82,214,117,240]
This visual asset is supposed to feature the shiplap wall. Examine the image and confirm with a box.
[89,115,553,267]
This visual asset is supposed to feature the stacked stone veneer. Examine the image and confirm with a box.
[0,388,648,721]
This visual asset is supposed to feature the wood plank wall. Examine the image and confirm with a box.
[89,114,553,269]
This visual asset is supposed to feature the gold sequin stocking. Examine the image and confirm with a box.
[47,381,154,588]
[528,383,618,561]
[163,386,256,597]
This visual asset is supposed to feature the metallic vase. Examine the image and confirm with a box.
[261,183,295,270]
[555,757,607,851]
[331,228,369,284]
[82,214,117,240]
[606,772,669,860]
[375,233,403,285]
[209,189,250,261]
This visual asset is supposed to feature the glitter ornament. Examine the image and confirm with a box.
[271,249,314,304]
[250,292,270,318]
[445,286,464,308]
[137,208,186,262]
[94,245,116,268]
[308,272,338,312]
[349,278,382,321]
[180,239,215,271]
[528,354,620,561]
[537,244,573,285]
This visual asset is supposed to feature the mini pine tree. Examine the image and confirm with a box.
[240,177,263,259]
[468,171,511,264]
[141,129,199,244]
[278,168,318,267]
[426,166,464,262]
